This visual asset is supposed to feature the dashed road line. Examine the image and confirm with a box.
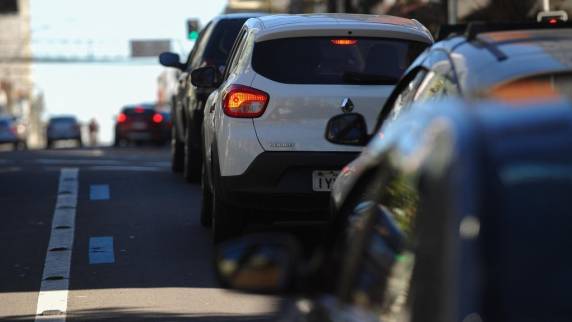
[35,168,79,322]
[88,237,115,264]
[89,185,110,201]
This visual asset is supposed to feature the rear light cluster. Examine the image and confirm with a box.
[117,113,127,123]
[223,85,269,118]
[152,113,163,123]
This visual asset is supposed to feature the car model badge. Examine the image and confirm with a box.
[340,98,354,113]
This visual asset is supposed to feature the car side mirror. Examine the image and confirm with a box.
[159,52,185,70]
[215,234,301,294]
[325,113,369,146]
[190,66,223,88]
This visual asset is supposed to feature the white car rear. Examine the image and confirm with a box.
[197,14,433,241]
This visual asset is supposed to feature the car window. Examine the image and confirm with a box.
[414,70,459,102]
[188,21,214,69]
[386,69,429,122]
[252,37,428,85]
[202,19,248,68]
[223,28,247,81]
[345,163,420,320]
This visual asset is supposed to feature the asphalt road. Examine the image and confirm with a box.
[0,145,285,321]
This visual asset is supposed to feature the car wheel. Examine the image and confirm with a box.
[76,138,83,148]
[171,126,184,172]
[46,140,53,149]
[200,162,213,228]
[211,167,243,243]
[183,121,201,183]
[212,191,243,243]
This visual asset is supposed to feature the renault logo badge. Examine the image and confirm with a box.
[340,98,354,113]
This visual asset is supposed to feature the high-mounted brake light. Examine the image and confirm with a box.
[117,113,127,123]
[331,39,358,46]
[223,85,269,118]
[135,106,145,113]
[152,113,163,123]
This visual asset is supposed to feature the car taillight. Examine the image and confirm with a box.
[152,113,163,123]
[117,113,127,123]
[223,85,269,118]
[331,39,358,46]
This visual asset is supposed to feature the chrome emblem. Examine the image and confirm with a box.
[340,98,354,113]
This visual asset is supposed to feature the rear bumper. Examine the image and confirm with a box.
[115,127,169,141]
[217,151,359,216]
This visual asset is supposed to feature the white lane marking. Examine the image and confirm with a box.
[35,168,79,321]
[86,165,165,172]
[36,159,125,166]
[89,185,110,201]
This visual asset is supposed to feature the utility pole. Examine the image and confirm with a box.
[542,0,550,11]
[448,0,458,24]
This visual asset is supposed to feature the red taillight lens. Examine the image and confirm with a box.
[331,39,358,46]
[223,85,269,118]
[549,18,558,25]
[152,113,163,123]
[117,113,127,123]
[135,106,144,113]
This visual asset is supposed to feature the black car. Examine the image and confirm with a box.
[330,22,572,227]
[213,97,572,322]
[159,13,264,182]
[114,104,170,146]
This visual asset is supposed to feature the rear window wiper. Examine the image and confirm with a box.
[342,71,398,85]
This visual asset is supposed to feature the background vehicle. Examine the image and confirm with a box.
[46,116,82,148]
[114,104,171,146]
[329,22,572,227]
[159,13,264,182]
[0,115,27,150]
[194,14,433,242]
[214,97,572,322]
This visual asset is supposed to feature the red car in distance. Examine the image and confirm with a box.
[114,104,171,146]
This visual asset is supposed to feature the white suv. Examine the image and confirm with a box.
[191,14,433,241]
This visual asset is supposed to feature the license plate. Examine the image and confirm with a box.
[132,122,147,130]
[312,170,339,192]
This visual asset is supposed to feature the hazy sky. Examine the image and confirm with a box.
[31,0,227,143]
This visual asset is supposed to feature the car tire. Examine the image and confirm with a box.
[211,166,243,243]
[183,121,201,183]
[171,126,184,172]
[46,140,54,149]
[200,162,213,227]
[212,191,243,243]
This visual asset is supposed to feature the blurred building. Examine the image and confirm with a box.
[0,0,43,146]
[157,69,178,111]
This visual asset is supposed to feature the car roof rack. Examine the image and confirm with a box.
[465,21,572,41]
[461,21,572,62]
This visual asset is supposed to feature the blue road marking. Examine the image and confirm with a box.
[90,184,109,200]
[89,236,115,264]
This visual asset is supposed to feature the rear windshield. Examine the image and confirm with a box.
[252,37,428,85]
[488,72,572,102]
[50,117,77,124]
[204,18,248,66]
[123,108,154,116]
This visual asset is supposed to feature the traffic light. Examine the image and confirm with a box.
[187,19,200,40]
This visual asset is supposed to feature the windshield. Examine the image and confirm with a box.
[252,37,428,85]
